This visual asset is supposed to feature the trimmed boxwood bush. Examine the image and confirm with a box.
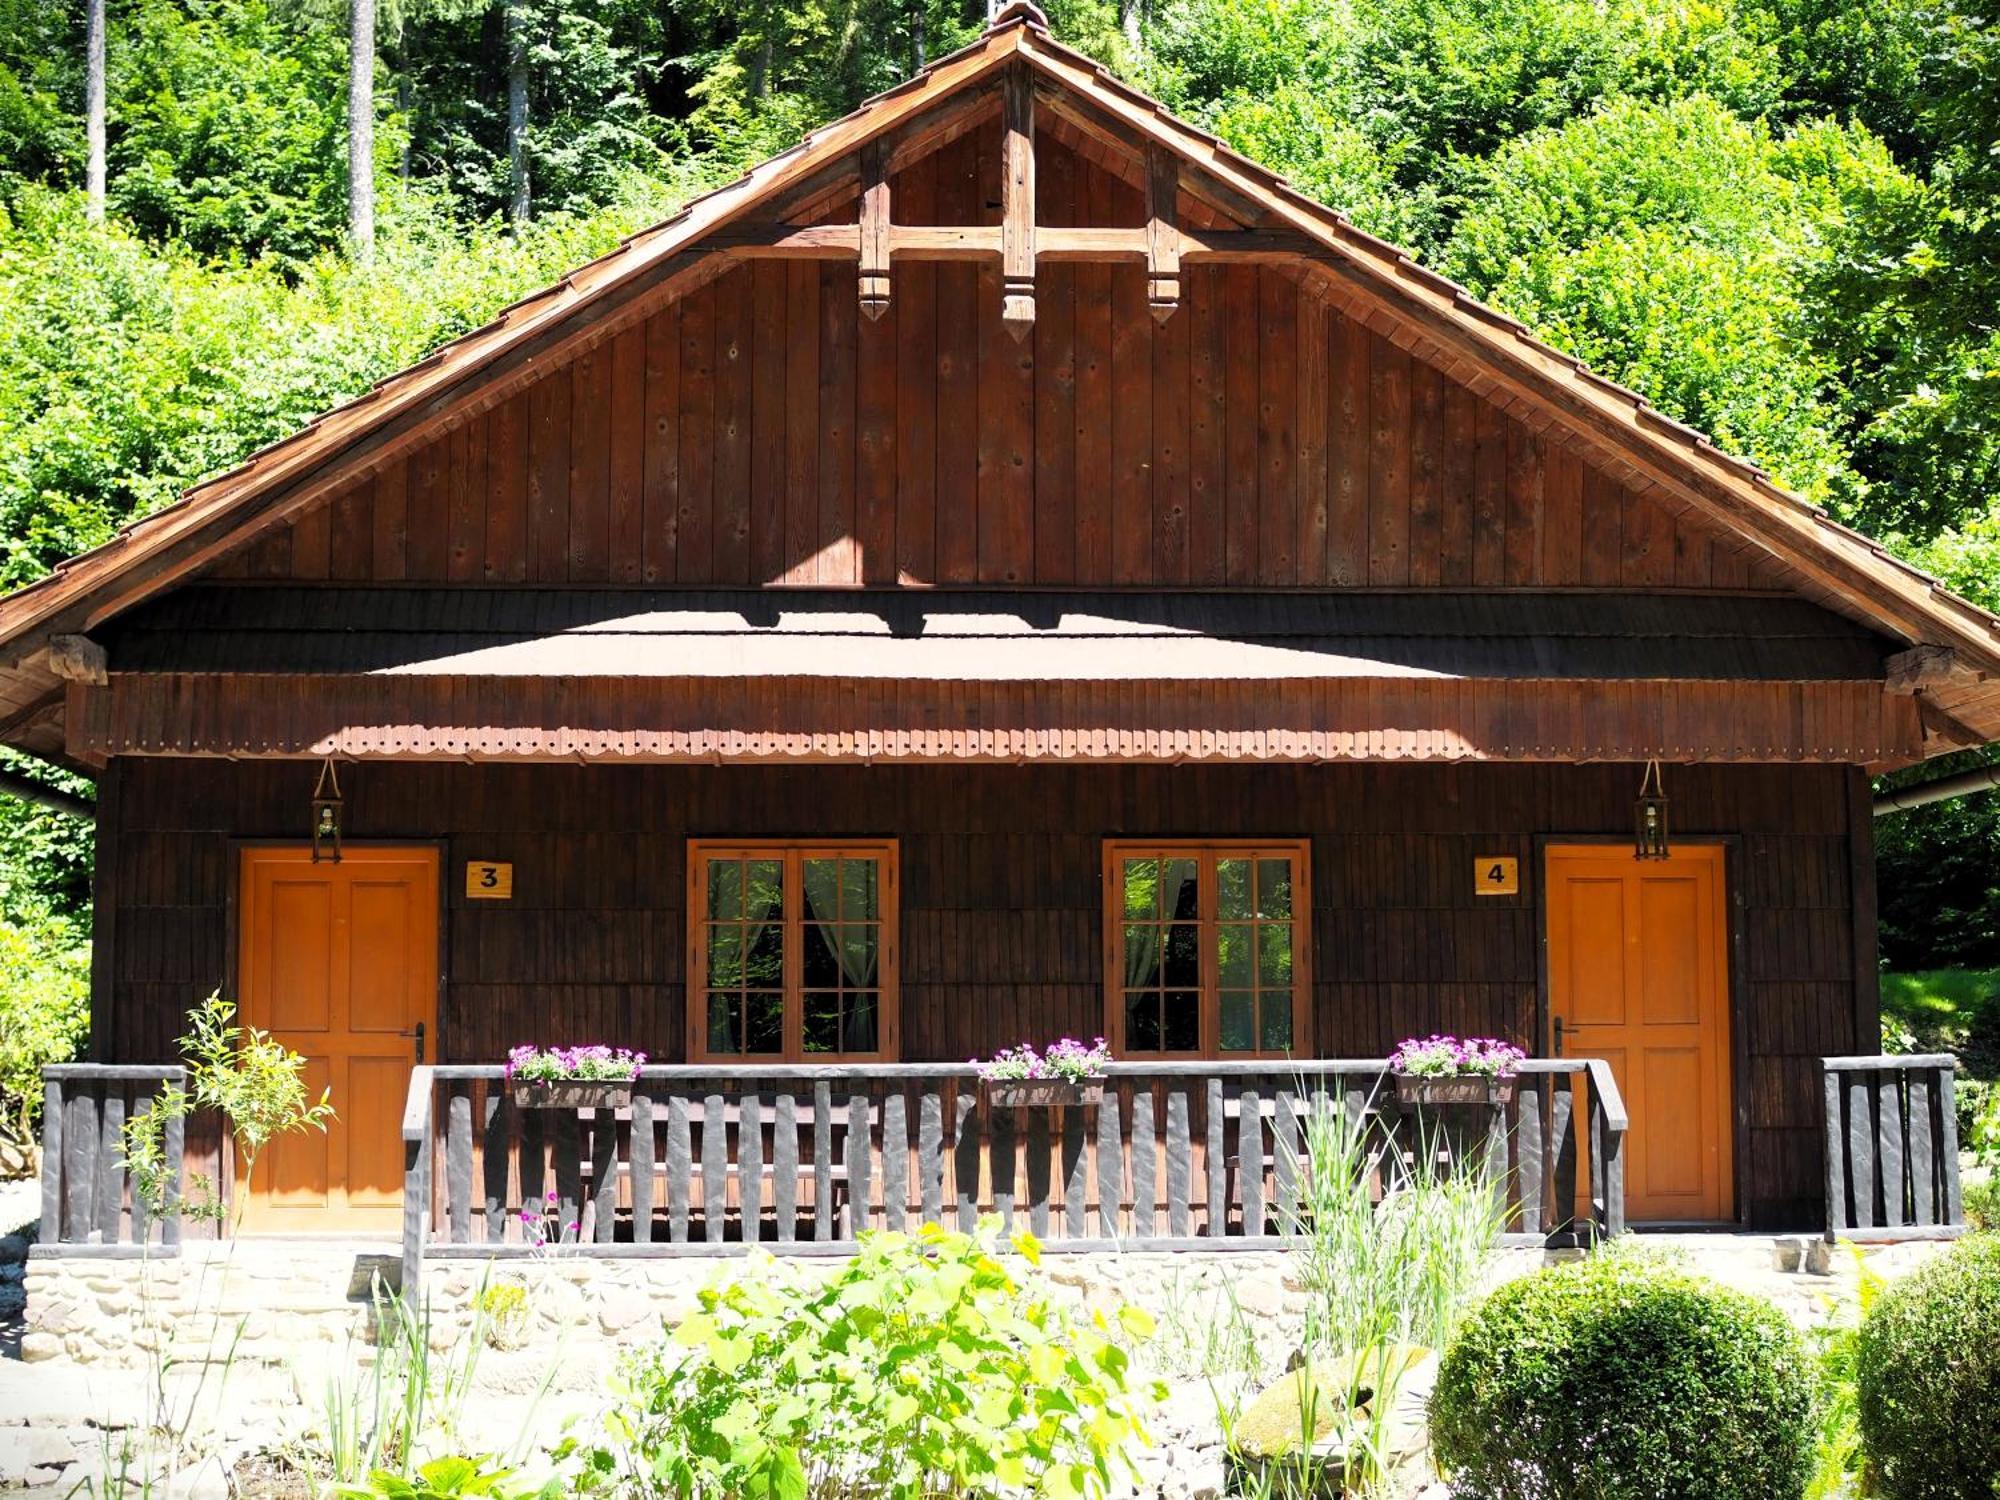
[1429,1254,1815,1500]
[1856,1232,2000,1500]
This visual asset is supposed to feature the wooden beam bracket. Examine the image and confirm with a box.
[47,634,107,686]
[1885,642,1984,695]
[858,144,891,321]
[1145,147,1181,322]
[1000,67,1036,340]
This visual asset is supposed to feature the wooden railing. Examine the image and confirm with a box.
[1822,1054,1965,1241]
[38,1064,185,1256]
[400,1060,1627,1285]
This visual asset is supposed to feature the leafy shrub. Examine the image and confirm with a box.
[559,1222,1162,1499]
[1855,1233,2000,1500]
[1430,1253,1817,1499]
[0,916,87,1170]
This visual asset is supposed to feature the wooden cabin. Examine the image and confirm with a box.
[6,3,1990,1249]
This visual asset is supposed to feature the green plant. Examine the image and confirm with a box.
[1149,1271,1264,1381]
[558,1221,1162,1499]
[1965,1173,1998,1231]
[1803,1245,1887,1500]
[311,1275,555,1487]
[1430,1252,1817,1500]
[1970,1089,2000,1168]
[335,1454,539,1499]
[121,992,335,1225]
[105,993,337,1488]
[474,1279,532,1349]
[1855,1233,2000,1500]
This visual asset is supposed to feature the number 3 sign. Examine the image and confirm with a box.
[465,861,514,899]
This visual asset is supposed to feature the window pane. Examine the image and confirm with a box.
[1257,858,1293,918]
[840,859,879,920]
[1260,996,1294,1052]
[1163,859,1200,921]
[803,924,841,988]
[843,994,878,1053]
[745,921,784,989]
[707,860,744,920]
[707,994,739,1053]
[803,991,841,1054]
[1217,858,1251,920]
[1125,992,1162,1052]
[803,859,839,924]
[746,861,783,921]
[1217,923,1253,986]
[1163,923,1201,988]
[1163,991,1200,1052]
[841,925,879,987]
[706,924,744,987]
[1123,925,1161,990]
[1123,859,1159,919]
[746,993,784,1054]
[1220,990,1255,1052]
[1257,925,1293,988]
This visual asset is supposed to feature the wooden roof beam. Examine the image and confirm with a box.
[1000,67,1035,339]
[712,222,1315,262]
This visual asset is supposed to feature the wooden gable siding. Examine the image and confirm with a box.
[211,128,1781,595]
[97,756,1873,1230]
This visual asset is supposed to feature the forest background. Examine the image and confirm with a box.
[1,0,1997,1122]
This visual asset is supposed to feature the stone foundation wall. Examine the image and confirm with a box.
[24,1233,1946,1379]
[7,1235,1958,1498]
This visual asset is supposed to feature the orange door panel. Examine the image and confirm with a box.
[1546,844,1733,1223]
[238,847,438,1232]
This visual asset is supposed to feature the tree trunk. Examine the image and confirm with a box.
[84,0,105,223]
[1121,0,1141,48]
[912,0,924,70]
[506,0,530,224]
[348,0,376,259]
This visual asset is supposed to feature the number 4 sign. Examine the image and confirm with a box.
[1475,856,1520,896]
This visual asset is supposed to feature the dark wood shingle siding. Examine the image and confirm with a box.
[99,757,1867,1229]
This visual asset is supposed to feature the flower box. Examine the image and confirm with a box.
[1393,1074,1517,1107]
[982,1078,1105,1109]
[510,1079,634,1111]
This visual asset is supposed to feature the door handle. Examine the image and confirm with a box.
[1553,1015,1565,1056]
[401,1021,426,1063]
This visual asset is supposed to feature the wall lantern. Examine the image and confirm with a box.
[1634,758,1670,861]
[311,756,344,863]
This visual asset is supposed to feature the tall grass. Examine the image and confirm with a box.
[1286,1091,1506,1360]
[1222,1081,1507,1497]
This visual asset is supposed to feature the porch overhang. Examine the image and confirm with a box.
[69,586,1923,765]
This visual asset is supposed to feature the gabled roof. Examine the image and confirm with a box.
[3,0,1997,761]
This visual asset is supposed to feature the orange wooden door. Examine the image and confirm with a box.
[237,847,438,1233]
[1546,844,1733,1224]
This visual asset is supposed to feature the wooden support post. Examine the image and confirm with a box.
[1145,147,1180,322]
[858,143,891,321]
[1000,68,1035,339]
